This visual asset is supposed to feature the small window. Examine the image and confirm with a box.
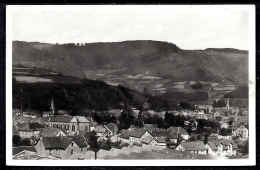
[71,143,74,147]
[72,124,75,132]
[71,150,73,155]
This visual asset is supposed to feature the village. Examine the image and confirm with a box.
[12,94,249,160]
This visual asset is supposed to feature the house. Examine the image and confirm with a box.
[175,141,207,155]
[94,125,110,137]
[119,128,153,146]
[13,146,37,156]
[151,130,181,148]
[39,117,50,127]
[35,135,88,159]
[196,113,208,120]
[30,117,42,124]
[40,127,67,137]
[142,136,166,148]
[16,122,45,138]
[231,123,249,139]
[118,130,132,143]
[13,116,33,124]
[13,109,21,116]
[206,139,238,156]
[129,129,153,146]
[193,100,213,113]
[144,124,159,132]
[43,111,53,118]
[168,127,189,140]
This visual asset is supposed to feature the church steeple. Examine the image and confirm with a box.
[50,98,55,114]
[226,98,230,110]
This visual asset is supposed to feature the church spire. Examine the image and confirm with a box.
[50,98,55,114]
[226,98,230,110]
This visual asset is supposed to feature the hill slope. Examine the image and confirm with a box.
[12,41,248,89]
[12,66,180,112]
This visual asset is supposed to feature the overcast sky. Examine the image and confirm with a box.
[12,7,249,50]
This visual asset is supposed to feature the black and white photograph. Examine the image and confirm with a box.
[6,5,255,166]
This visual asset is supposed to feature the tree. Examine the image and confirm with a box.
[191,81,203,89]
[20,138,32,146]
[196,134,201,141]
[135,111,144,128]
[204,133,208,144]
[97,137,111,150]
[111,114,117,123]
[85,131,98,159]
[13,135,21,147]
[93,112,102,124]
[187,124,192,135]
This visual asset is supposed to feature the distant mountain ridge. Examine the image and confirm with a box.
[12,40,248,88]
[204,48,248,54]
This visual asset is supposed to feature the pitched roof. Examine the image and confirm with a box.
[94,125,107,133]
[76,116,90,123]
[28,122,45,129]
[30,117,41,123]
[151,130,178,139]
[85,117,96,123]
[180,141,207,151]
[104,123,118,133]
[40,117,49,123]
[42,137,73,150]
[17,122,45,131]
[49,116,76,123]
[154,137,165,143]
[16,123,28,129]
[13,146,37,156]
[168,127,189,135]
[14,116,33,122]
[142,135,153,144]
[40,127,67,137]
[129,128,148,138]
[119,130,132,139]
[207,139,238,150]
[67,135,88,147]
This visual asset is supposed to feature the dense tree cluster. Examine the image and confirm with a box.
[93,112,117,124]
[118,105,136,130]
[12,135,32,147]
[212,99,226,108]
[179,101,194,110]
[191,81,203,89]
[224,86,248,99]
